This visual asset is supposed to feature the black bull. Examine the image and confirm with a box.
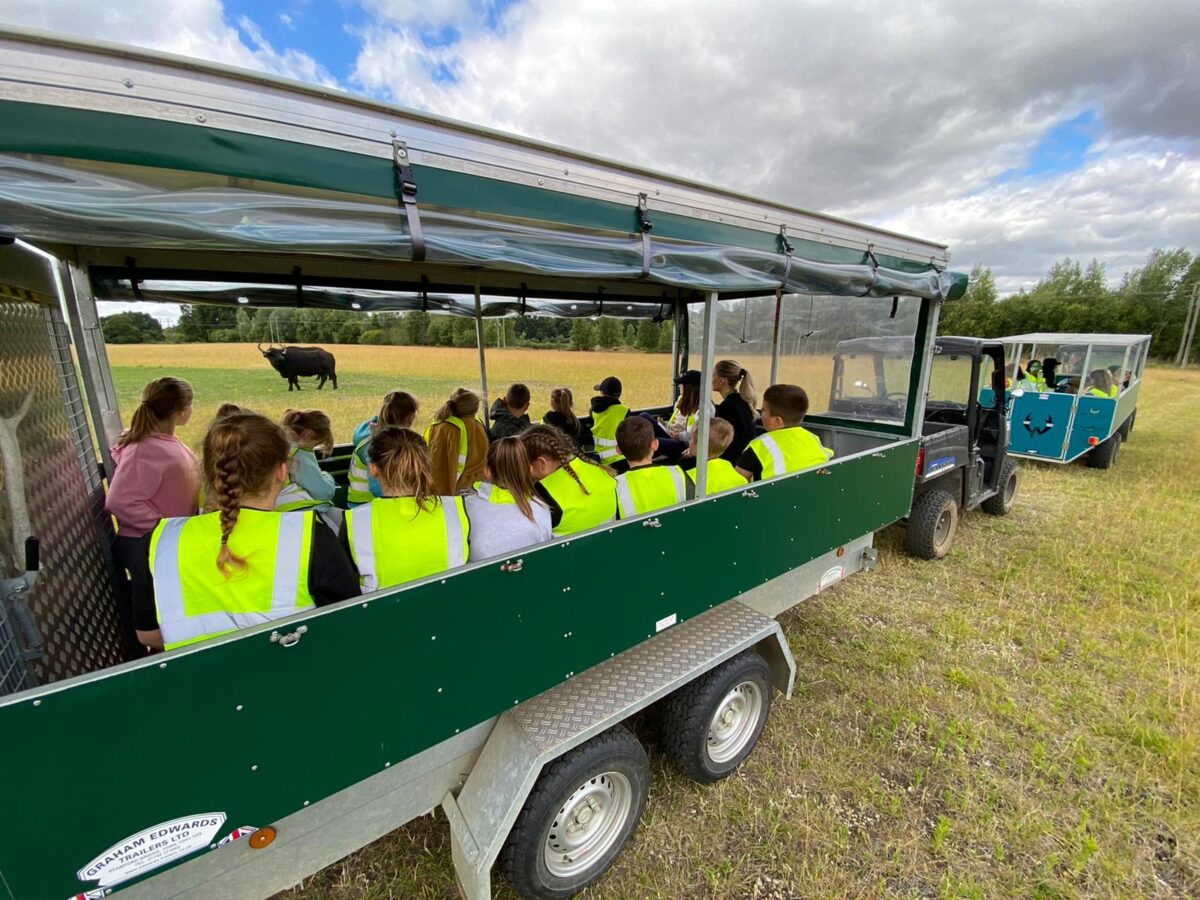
[260,344,338,391]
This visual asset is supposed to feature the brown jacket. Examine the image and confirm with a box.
[427,417,489,495]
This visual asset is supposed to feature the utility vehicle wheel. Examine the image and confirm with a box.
[1118,410,1136,441]
[905,490,959,559]
[500,725,649,899]
[661,650,773,784]
[981,458,1020,516]
[1086,434,1120,469]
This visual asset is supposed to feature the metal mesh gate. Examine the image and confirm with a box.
[0,283,125,695]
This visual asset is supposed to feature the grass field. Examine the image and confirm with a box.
[109,346,1199,897]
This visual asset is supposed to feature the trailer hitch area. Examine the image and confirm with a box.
[861,547,879,572]
[1,536,44,662]
[269,624,307,648]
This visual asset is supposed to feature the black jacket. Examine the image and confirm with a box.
[715,393,757,463]
[489,398,531,439]
[543,410,592,449]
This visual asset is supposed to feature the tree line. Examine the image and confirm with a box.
[101,304,675,352]
[941,248,1199,359]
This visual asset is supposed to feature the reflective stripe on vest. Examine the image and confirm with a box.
[1087,387,1108,398]
[474,482,516,504]
[540,457,617,536]
[1109,385,1119,398]
[590,404,629,463]
[346,496,469,592]
[276,447,318,511]
[749,426,834,480]
[347,438,375,506]
[150,510,314,651]
[425,416,469,480]
[616,466,686,518]
[686,458,749,494]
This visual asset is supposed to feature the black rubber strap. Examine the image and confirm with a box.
[778,225,794,290]
[859,243,880,297]
[393,140,425,263]
[637,193,654,278]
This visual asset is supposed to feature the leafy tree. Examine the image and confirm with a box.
[570,318,596,351]
[360,328,385,345]
[451,317,477,348]
[235,308,256,341]
[175,304,237,342]
[294,309,320,342]
[402,310,431,346]
[101,311,163,344]
[211,328,240,343]
[427,316,454,346]
[336,318,363,344]
[656,321,673,352]
[636,319,660,351]
[595,317,623,349]
[624,322,639,347]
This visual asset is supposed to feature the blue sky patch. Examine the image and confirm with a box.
[997,108,1104,183]
[226,0,368,81]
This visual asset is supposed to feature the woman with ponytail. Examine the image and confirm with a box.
[145,411,359,651]
[344,427,470,591]
[425,387,489,495]
[521,425,617,537]
[712,359,758,463]
[104,377,200,652]
[464,436,552,561]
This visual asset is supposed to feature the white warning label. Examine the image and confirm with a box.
[76,813,226,888]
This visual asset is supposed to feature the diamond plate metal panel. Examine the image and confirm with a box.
[510,601,777,755]
[0,293,124,694]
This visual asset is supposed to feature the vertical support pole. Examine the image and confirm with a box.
[670,299,684,403]
[1119,345,1131,394]
[1179,283,1200,369]
[769,289,784,388]
[474,283,490,428]
[694,291,719,499]
[58,259,122,475]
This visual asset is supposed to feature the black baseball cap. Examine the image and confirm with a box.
[594,376,623,396]
[673,369,701,386]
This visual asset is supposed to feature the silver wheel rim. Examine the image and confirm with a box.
[544,771,633,879]
[1003,472,1017,504]
[707,680,764,765]
[935,508,953,546]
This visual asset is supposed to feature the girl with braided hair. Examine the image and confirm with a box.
[105,377,200,654]
[145,411,358,651]
[343,427,470,591]
[521,424,617,537]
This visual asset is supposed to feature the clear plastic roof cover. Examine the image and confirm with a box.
[0,154,958,304]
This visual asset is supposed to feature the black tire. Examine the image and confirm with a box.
[1118,410,1136,441]
[904,489,959,559]
[980,457,1020,516]
[500,725,649,899]
[661,650,773,784]
[1086,433,1121,469]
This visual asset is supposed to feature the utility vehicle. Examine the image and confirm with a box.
[1001,333,1151,470]
[0,27,965,900]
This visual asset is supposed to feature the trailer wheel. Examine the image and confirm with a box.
[905,489,958,559]
[661,650,772,784]
[980,458,1019,516]
[1118,410,1136,441]
[1086,433,1120,469]
[500,725,649,899]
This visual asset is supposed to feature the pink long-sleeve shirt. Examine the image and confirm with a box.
[105,433,201,537]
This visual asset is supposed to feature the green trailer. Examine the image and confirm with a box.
[0,27,966,900]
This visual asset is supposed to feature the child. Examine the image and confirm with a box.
[344,427,470,592]
[736,384,833,482]
[105,377,201,653]
[276,409,338,512]
[686,418,748,495]
[425,387,489,495]
[613,417,690,519]
[348,391,419,505]
[464,436,552,561]
[521,424,617,536]
[489,383,532,439]
[147,411,359,651]
[543,387,591,449]
[586,376,629,464]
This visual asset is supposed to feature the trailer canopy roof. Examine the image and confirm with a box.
[0,27,966,307]
[1003,333,1151,346]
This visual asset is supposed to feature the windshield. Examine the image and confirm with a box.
[928,351,975,408]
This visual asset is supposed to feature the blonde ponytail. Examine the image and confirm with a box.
[714,360,757,408]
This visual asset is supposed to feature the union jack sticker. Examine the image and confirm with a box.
[217,826,259,847]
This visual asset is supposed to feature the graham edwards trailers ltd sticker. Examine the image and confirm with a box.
[76,813,226,889]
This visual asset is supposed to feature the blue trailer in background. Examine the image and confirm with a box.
[995,333,1151,469]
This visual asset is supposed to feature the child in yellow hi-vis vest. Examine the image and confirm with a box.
[613,417,692,519]
[736,384,834,482]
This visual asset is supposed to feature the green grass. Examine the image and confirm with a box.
[264,365,1198,899]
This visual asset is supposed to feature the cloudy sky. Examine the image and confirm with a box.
[3,0,1198,298]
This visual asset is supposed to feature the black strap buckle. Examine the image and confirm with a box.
[393,139,425,263]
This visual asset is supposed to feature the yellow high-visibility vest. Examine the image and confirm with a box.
[1108,385,1119,398]
[347,437,374,506]
[747,426,834,480]
[473,481,516,505]
[425,416,469,481]
[540,458,617,536]
[1087,387,1109,398]
[590,404,629,463]
[346,496,469,592]
[150,509,315,651]
[276,447,319,511]
[616,465,687,518]
[686,458,749,495]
